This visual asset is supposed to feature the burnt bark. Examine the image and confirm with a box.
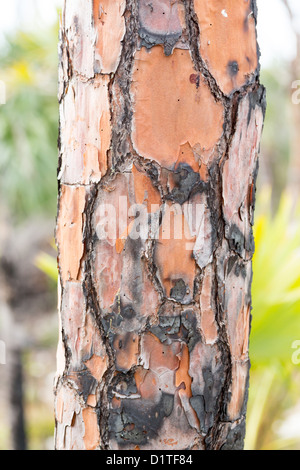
[55,0,265,450]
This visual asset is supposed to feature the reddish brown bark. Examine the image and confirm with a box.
[55,0,265,450]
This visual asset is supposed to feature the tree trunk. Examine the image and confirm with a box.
[55,0,265,450]
[9,348,27,451]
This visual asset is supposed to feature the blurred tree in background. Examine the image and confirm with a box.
[0,24,59,221]
[258,67,292,208]
[246,188,300,449]
[245,1,300,448]
[0,4,299,450]
[0,23,59,450]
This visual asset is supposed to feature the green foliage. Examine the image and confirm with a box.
[0,26,59,221]
[250,187,300,365]
[35,251,58,283]
[245,188,300,450]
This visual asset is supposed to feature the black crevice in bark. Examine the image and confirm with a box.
[55,185,72,375]
[58,24,73,104]
[181,4,265,444]
[184,0,226,104]
[185,0,261,104]
[200,157,231,445]
[79,3,146,447]
[204,159,232,449]
[202,258,232,450]
[110,0,139,171]
[83,184,116,449]
[222,82,266,262]
[251,0,262,81]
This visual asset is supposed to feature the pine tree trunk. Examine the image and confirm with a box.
[55,0,265,450]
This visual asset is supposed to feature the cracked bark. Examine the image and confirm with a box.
[55,0,265,450]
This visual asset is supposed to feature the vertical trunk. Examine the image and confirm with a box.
[9,348,27,451]
[55,0,265,450]
[0,228,27,451]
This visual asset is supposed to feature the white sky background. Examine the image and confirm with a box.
[0,0,300,69]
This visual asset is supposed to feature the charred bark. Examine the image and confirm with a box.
[55,0,265,450]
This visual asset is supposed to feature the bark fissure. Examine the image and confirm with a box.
[184,0,226,103]
[83,185,116,449]
[110,0,139,171]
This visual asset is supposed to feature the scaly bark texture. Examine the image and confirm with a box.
[55,0,265,450]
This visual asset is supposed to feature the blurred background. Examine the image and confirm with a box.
[0,0,299,451]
